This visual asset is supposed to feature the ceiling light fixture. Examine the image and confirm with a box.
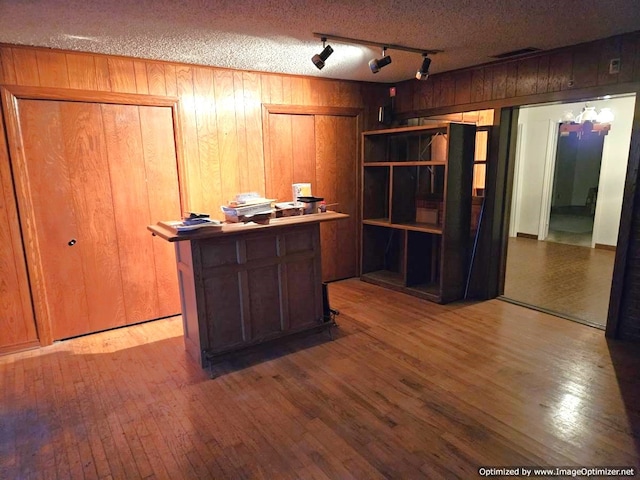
[416,55,431,80]
[312,37,334,70]
[369,47,392,74]
[312,32,442,79]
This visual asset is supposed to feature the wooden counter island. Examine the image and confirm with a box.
[148,212,348,367]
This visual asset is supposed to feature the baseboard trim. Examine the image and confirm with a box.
[516,232,538,240]
[595,243,616,251]
[0,340,41,356]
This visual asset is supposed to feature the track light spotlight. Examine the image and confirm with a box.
[416,55,431,80]
[312,37,334,70]
[369,47,392,74]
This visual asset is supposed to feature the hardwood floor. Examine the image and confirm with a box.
[1,279,639,479]
[504,237,616,327]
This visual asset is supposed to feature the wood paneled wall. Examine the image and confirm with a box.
[394,32,640,116]
[0,44,387,352]
[0,45,385,211]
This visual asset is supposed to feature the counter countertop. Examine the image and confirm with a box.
[148,211,349,242]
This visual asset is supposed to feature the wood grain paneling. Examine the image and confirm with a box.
[35,50,69,88]
[491,65,507,100]
[175,64,201,211]
[107,58,137,93]
[333,115,359,280]
[243,72,266,195]
[291,115,316,190]
[59,101,127,335]
[416,79,434,110]
[66,53,98,90]
[12,48,39,86]
[515,57,539,97]
[0,47,16,84]
[548,50,573,92]
[454,71,472,105]
[505,62,518,99]
[102,103,160,324]
[316,115,339,279]
[147,62,167,96]
[264,108,359,281]
[16,100,91,340]
[163,64,177,96]
[536,55,550,94]
[266,113,296,202]
[440,75,457,107]
[471,68,484,103]
[0,95,37,350]
[316,115,359,281]
[215,69,240,205]
[94,56,111,91]
[139,105,182,317]
[133,60,149,94]
[571,43,599,90]
[192,66,221,212]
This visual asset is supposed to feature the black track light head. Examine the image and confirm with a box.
[369,48,392,74]
[416,55,431,80]
[312,38,334,70]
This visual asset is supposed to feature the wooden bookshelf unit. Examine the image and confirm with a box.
[360,123,476,303]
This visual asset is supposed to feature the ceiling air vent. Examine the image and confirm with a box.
[491,47,541,59]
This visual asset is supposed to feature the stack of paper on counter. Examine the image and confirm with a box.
[222,192,275,222]
[158,218,223,233]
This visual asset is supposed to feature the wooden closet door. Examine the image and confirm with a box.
[13,99,181,340]
[315,115,358,281]
[265,112,358,282]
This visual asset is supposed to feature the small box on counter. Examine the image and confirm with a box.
[274,202,303,218]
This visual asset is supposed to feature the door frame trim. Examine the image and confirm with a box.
[1,85,187,345]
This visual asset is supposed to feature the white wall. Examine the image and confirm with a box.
[511,94,636,247]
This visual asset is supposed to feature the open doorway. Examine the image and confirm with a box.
[503,93,636,328]
[548,128,605,247]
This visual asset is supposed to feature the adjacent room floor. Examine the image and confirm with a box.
[503,236,615,327]
[1,279,638,479]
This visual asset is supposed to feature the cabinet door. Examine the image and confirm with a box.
[11,99,181,341]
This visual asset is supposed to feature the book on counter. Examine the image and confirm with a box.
[158,217,223,233]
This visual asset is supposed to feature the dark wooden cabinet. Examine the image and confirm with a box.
[360,123,476,303]
[149,212,347,366]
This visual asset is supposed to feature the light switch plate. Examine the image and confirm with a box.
[609,58,621,74]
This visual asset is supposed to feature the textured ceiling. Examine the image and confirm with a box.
[1,0,640,83]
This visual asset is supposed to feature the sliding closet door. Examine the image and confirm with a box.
[316,115,358,281]
[10,99,181,340]
[265,111,359,281]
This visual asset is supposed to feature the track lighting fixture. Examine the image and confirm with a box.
[416,54,431,80]
[311,32,442,79]
[312,37,334,70]
[369,47,392,74]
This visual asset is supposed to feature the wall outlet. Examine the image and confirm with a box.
[609,58,621,74]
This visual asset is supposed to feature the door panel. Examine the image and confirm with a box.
[101,104,161,325]
[316,115,358,281]
[19,100,92,340]
[59,102,127,334]
[265,112,358,282]
[13,99,181,340]
[138,106,182,317]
